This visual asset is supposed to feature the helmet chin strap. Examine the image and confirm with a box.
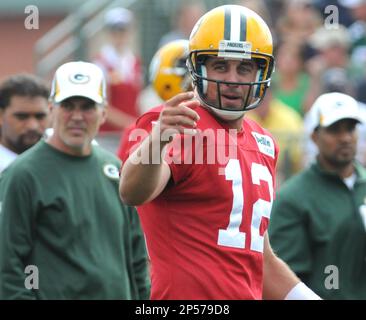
[209,107,246,121]
[193,87,246,121]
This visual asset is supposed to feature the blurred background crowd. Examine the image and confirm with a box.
[1,0,366,185]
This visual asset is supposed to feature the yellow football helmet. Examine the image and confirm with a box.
[188,5,275,120]
[149,39,191,101]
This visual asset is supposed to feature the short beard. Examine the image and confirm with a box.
[323,152,355,169]
[12,132,43,154]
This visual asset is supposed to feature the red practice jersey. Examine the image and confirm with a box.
[116,123,135,161]
[125,105,279,299]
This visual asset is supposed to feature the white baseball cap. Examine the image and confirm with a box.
[50,61,107,104]
[306,92,362,133]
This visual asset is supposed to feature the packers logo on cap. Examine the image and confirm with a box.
[103,164,119,180]
[69,73,90,84]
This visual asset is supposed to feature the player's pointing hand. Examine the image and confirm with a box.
[158,91,200,138]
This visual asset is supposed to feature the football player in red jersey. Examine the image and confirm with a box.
[120,5,321,300]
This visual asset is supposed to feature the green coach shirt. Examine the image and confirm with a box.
[269,160,366,299]
[0,140,150,300]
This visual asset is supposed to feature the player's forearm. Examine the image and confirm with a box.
[263,239,321,300]
[119,128,170,206]
[262,232,301,299]
[263,252,301,299]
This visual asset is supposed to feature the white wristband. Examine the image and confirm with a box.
[285,282,322,300]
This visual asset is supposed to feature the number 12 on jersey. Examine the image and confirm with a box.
[217,159,273,253]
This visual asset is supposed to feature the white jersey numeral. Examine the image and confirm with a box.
[217,159,273,253]
[250,163,273,252]
[218,159,246,248]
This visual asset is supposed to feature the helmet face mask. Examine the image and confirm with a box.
[150,40,192,101]
[187,5,275,120]
[189,51,273,112]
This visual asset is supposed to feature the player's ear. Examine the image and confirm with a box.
[48,101,58,129]
[99,103,107,125]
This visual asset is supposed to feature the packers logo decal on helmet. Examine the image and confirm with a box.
[187,5,275,121]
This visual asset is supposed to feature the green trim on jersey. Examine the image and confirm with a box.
[0,141,150,300]
[269,160,366,299]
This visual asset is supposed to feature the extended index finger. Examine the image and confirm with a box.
[164,91,200,121]
[165,91,195,108]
